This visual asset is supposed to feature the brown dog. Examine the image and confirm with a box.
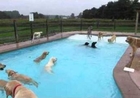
[34,51,49,63]
[0,63,6,70]
[108,34,116,43]
[126,36,140,57]
[98,32,104,41]
[0,79,7,93]
[4,80,37,98]
[5,69,38,88]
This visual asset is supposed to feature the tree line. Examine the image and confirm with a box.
[82,0,140,20]
[0,11,45,19]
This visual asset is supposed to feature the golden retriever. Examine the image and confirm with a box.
[5,69,38,87]
[45,57,57,74]
[108,34,116,43]
[0,79,7,93]
[34,51,49,63]
[126,36,140,57]
[4,80,37,98]
[0,63,6,70]
[98,32,104,41]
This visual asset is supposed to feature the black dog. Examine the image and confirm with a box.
[84,42,89,46]
[84,42,97,48]
[91,42,97,48]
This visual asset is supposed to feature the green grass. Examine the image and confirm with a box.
[0,18,139,44]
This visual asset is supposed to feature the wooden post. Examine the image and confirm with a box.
[80,18,83,31]
[30,21,33,39]
[46,19,49,40]
[13,20,18,43]
[60,17,63,38]
[135,11,139,35]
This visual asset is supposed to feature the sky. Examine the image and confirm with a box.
[0,0,138,16]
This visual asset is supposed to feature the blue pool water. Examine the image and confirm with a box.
[0,34,128,98]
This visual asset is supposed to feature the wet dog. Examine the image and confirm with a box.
[84,42,89,46]
[5,69,38,87]
[91,42,97,48]
[0,79,7,93]
[108,34,116,43]
[0,63,6,70]
[84,42,97,48]
[34,51,49,63]
[126,36,140,57]
[4,80,37,98]
[45,57,57,74]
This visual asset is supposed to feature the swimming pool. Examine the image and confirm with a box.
[0,34,128,98]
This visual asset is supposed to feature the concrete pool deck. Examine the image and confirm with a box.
[0,31,140,98]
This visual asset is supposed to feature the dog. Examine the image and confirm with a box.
[84,42,89,46]
[87,26,93,39]
[91,42,97,48]
[4,80,37,98]
[5,69,38,87]
[32,31,43,43]
[0,79,7,93]
[0,63,6,70]
[45,57,57,74]
[34,51,49,63]
[84,42,97,48]
[126,36,140,57]
[108,34,116,43]
[98,32,104,41]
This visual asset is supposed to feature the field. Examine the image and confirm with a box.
[0,18,139,44]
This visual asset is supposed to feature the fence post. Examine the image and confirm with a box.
[60,17,63,38]
[13,20,18,43]
[80,18,83,31]
[46,19,49,40]
[113,20,116,30]
[97,21,99,29]
[30,21,33,40]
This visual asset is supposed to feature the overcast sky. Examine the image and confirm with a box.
[0,0,138,16]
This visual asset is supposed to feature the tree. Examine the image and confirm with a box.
[70,13,75,19]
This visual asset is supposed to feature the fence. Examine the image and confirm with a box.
[0,18,139,44]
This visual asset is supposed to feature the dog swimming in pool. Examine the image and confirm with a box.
[84,42,97,48]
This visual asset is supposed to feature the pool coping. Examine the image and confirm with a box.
[0,31,140,98]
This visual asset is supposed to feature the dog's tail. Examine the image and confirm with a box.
[31,79,38,88]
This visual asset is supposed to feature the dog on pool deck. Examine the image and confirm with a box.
[0,63,6,70]
[126,36,140,57]
[108,34,116,43]
[45,57,57,74]
[34,51,49,63]
[0,79,8,93]
[4,80,38,98]
[5,69,38,88]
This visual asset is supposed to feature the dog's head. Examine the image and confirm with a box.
[125,36,134,44]
[4,80,22,98]
[84,42,89,46]
[91,42,97,48]
[0,63,6,70]
[5,69,17,77]
[50,57,57,63]
[43,51,49,55]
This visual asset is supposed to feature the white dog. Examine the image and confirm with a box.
[32,31,43,43]
[45,57,57,74]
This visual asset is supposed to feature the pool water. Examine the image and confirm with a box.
[0,34,128,98]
